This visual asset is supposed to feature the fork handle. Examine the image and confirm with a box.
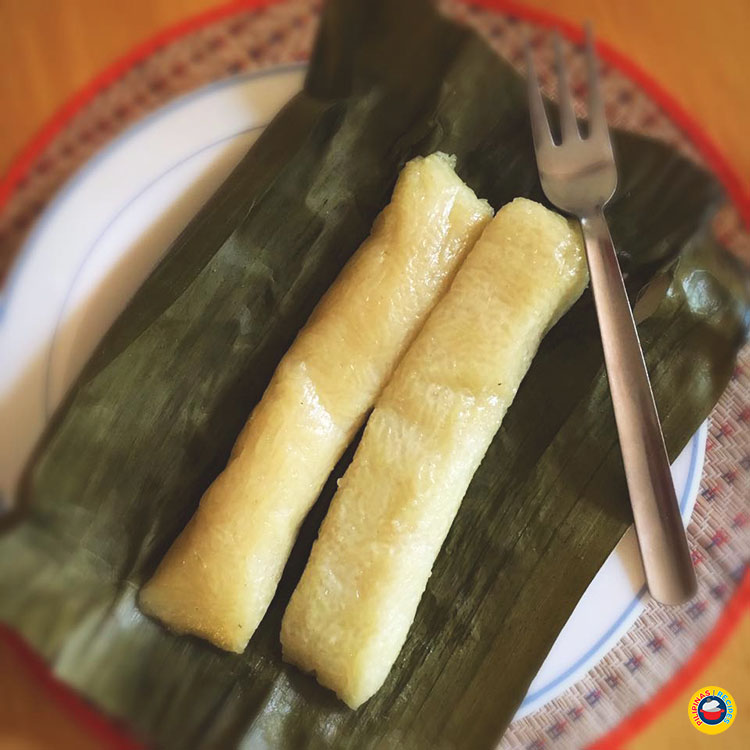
[580,209,697,605]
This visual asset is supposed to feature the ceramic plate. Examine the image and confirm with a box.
[0,64,706,717]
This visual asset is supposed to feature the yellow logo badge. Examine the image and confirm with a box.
[688,686,736,734]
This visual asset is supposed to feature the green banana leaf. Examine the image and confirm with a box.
[1,0,748,747]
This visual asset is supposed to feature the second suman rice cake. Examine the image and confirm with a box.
[281,198,589,708]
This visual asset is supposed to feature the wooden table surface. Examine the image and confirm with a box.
[0,1,748,748]
[1,0,749,196]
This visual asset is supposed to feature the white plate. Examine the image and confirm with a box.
[0,64,705,716]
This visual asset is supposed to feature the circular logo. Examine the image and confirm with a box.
[688,686,736,735]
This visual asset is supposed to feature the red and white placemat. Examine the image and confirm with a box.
[0,1,747,748]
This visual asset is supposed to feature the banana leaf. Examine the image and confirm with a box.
[1,0,748,747]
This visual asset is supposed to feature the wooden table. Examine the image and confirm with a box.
[2,0,749,196]
[0,1,748,748]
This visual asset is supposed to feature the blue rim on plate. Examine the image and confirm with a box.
[0,63,707,715]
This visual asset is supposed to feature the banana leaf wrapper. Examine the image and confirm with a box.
[1,0,749,747]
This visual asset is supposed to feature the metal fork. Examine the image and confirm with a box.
[526,27,697,605]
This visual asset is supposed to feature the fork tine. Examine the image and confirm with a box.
[553,32,579,141]
[524,37,555,152]
[584,22,608,138]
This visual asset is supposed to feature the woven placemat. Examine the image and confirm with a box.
[0,1,747,747]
